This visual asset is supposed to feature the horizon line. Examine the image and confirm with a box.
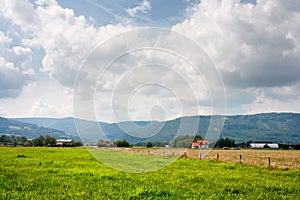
[4,111,300,124]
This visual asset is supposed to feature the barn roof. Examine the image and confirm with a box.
[250,143,279,149]
[57,139,73,142]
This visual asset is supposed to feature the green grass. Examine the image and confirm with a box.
[90,148,177,173]
[0,147,299,199]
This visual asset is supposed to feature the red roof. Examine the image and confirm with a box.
[192,140,210,146]
[197,140,209,145]
[192,142,199,147]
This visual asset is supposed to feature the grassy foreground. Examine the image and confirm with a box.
[0,147,299,199]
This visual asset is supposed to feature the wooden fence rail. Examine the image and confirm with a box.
[125,148,300,169]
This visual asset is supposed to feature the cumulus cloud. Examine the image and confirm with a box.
[1,0,40,33]
[0,31,33,98]
[126,0,151,17]
[1,0,300,120]
[73,28,225,122]
[31,99,57,116]
[173,0,300,111]
[1,0,131,88]
[0,106,5,116]
[243,88,300,114]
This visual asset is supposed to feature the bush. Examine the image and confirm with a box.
[115,140,130,147]
[215,137,235,148]
[146,142,153,148]
[32,136,45,147]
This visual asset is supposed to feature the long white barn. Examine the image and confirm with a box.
[249,143,279,149]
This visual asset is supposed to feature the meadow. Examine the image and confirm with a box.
[0,147,299,199]
[124,148,300,169]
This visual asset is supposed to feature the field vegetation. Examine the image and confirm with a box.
[124,148,300,169]
[0,147,299,199]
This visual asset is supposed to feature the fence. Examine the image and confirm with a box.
[123,148,300,169]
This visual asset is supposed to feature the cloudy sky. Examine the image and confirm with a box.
[0,0,299,122]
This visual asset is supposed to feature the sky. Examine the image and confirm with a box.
[0,0,300,122]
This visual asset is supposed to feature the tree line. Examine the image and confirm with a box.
[0,134,82,147]
[97,135,237,148]
[98,135,300,149]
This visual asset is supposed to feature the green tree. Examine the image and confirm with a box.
[45,135,57,146]
[13,139,17,147]
[70,141,83,147]
[33,136,45,146]
[245,140,253,148]
[193,134,204,142]
[146,142,153,148]
[215,137,235,148]
[115,139,130,147]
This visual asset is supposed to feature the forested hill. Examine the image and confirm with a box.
[100,113,300,144]
[12,113,300,144]
[221,113,300,143]
[0,117,75,140]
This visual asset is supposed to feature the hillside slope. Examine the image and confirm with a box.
[13,113,300,144]
[0,117,75,140]
[13,117,108,137]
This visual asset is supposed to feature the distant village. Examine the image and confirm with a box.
[0,134,82,147]
[97,136,299,150]
[1,133,299,149]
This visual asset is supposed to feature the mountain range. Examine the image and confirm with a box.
[5,112,299,145]
[0,117,75,140]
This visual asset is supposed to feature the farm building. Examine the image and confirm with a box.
[57,139,73,146]
[191,139,210,148]
[249,143,279,149]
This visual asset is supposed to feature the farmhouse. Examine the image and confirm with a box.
[98,139,114,147]
[191,139,210,148]
[249,143,279,149]
[57,139,73,146]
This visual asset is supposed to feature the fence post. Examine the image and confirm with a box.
[148,150,150,155]
[199,153,202,160]
[268,157,271,168]
[217,154,219,161]
[240,155,242,164]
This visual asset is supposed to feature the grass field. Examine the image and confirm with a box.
[187,149,300,169]
[124,148,300,169]
[0,147,299,199]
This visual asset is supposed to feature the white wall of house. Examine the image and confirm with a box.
[249,143,279,149]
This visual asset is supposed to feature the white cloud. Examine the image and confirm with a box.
[12,46,32,56]
[0,31,12,44]
[73,28,224,122]
[243,89,300,115]
[0,31,33,98]
[173,0,300,113]
[1,0,40,33]
[2,0,132,88]
[126,0,151,17]
[0,80,74,118]
[0,106,5,116]
[31,99,57,116]
[1,0,300,120]
[174,0,300,85]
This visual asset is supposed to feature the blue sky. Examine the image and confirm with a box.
[56,0,196,26]
[0,0,299,122]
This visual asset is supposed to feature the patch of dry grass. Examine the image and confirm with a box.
[125,148,300,169]
[189,149,300,169]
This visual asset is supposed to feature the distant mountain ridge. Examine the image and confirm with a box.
[0,117,76,140]
[12,117,109,137]
[12,113,300,144]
